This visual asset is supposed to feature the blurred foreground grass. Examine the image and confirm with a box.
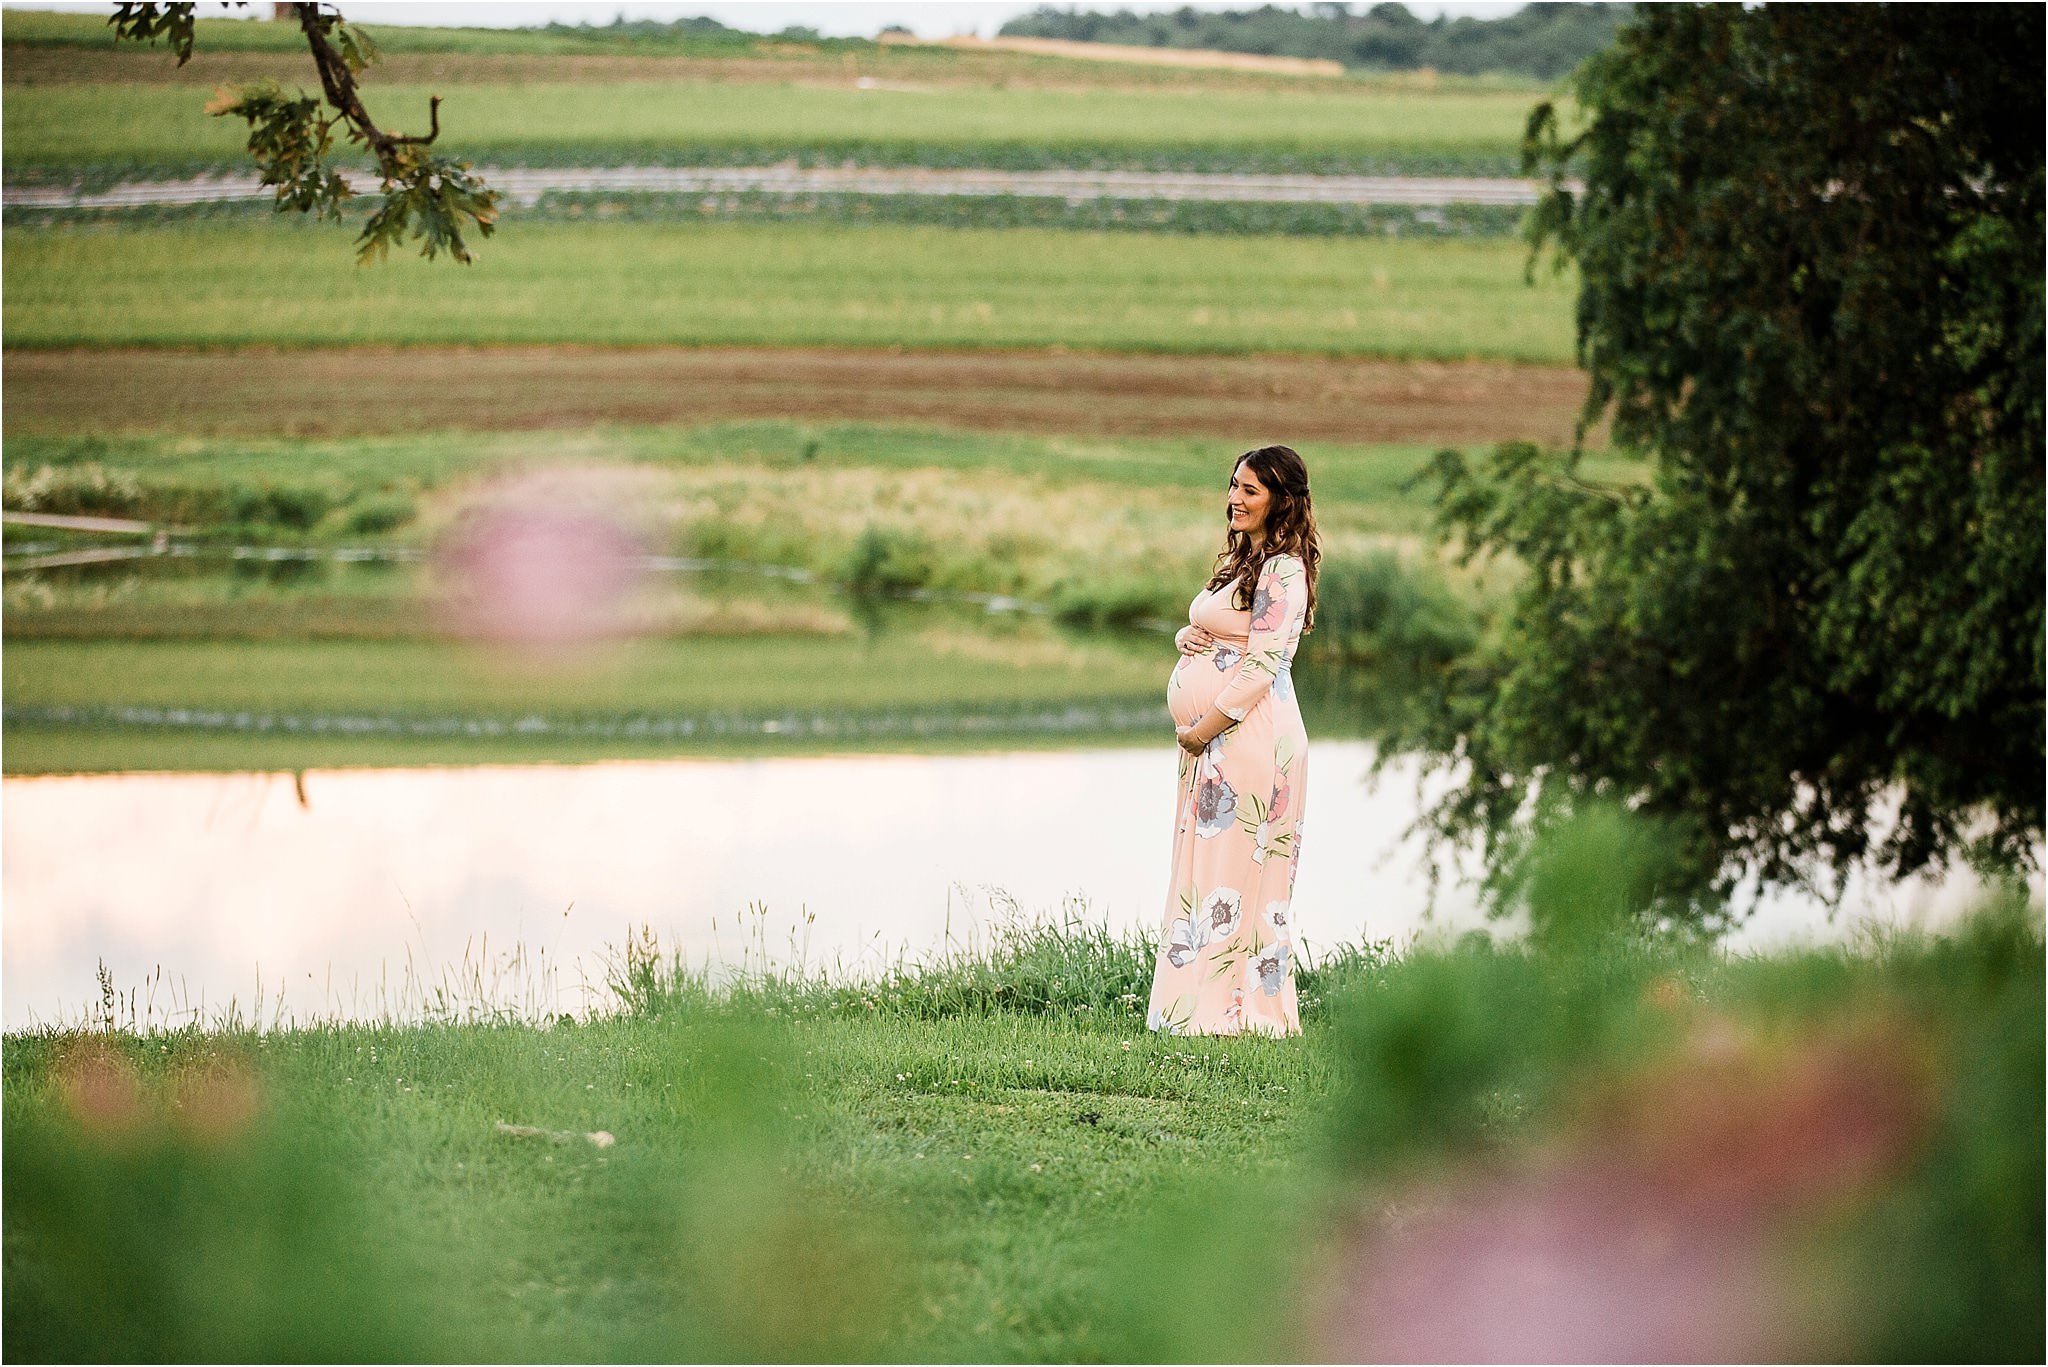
[6,844,2041,1361]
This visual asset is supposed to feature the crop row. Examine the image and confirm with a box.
[2,81,1539,184]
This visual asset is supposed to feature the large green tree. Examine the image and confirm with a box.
[1418,4,2043,925]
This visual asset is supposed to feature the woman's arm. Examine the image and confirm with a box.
[1205,554,1307,727]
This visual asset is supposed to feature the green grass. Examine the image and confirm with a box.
[0,631,1164,716]
[3,424,1506,522]
[5,888,2041,1362]
[2,78,1540,177]
[0,716,1178,775]
[0,8,791,56]
[4,999,1342,1361]
[1,221,1576,359]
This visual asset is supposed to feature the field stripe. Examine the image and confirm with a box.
[4,167,1553,212]
[2,346,1588,445]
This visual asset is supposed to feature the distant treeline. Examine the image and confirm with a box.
[535,15,859,51]
[998,3,1630,79]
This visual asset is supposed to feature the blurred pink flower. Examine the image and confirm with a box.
[433,476,646,656]
[56,1041,146,1142]
[1317,1017,1929,1363]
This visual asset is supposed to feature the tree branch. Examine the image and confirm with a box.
[112,1,497,263]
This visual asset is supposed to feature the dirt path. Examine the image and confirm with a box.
[3,346,1589,446]
[5,166,1543,211]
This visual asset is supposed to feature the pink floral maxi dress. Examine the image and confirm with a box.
[1147,552,1309,1037]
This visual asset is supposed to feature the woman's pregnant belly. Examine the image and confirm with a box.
[1166,643,1240,728]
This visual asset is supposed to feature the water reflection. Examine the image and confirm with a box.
[2,745,2016,1030]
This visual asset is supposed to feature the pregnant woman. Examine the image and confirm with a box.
[1147,445,1319,1038]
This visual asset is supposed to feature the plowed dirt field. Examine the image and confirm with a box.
[6,346,1590,445]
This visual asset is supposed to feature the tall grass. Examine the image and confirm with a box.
[603,895,1393,1027]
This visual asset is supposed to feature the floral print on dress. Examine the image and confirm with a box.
[1151,552,1311,1037]
[1147,994,1197,1035]
[1269,768,1294,825]
[1198,886,1243,943]
[1248,939,1292,997]
[1194,768,1238,839]
[1266,899,1292,941]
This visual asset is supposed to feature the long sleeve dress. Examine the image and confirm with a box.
[1147,551,1309,1038]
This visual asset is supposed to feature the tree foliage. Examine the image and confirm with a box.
[1415,5,2044,925]
[110,2,497,263]
[1000,2,1629,80]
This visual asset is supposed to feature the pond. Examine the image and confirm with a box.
[1,743,2012,1031]
[4,534,2031,1028]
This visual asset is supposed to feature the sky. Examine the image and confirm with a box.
[4,1,1530,41]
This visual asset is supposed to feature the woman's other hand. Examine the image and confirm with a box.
[1176,626,1216,656]
[1176,724,1208,756]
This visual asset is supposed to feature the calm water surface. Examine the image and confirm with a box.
[1,744,2017,1029]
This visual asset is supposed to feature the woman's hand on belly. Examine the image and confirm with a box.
[1177,626,1216,656]
[1168,652,1227,728]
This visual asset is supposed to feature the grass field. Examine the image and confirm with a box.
[5,8,864,57]
[0,631,1166,716]
[2,78,1542,176]
[7,927,1351,1362]
[0,625,1186,775]
[4,423,1541,526]
[1,222,1576,359]
[0,6,1542,82]
[5,894,2041,1362]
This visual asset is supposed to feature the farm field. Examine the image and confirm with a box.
[2,347,1590,445]
[0,7,1547,84]
[2,79,1543,178]
[1,222,1575,359]
[2,422,1628,513]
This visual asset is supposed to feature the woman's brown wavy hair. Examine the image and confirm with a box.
[1206,444,1320,632]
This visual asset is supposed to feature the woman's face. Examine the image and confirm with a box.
[1228,460,1273,538]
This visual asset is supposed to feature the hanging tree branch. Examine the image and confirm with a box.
[109,1,498,264]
